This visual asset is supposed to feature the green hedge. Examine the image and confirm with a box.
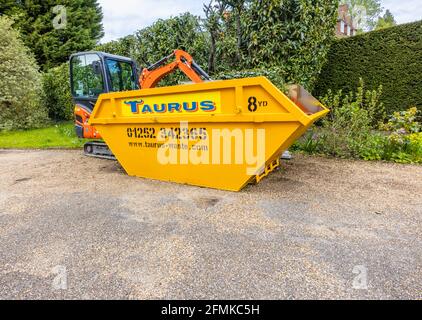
[315,20,422,114]
[42,63,74,121]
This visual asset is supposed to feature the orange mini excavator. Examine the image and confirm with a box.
[70,49,211,159]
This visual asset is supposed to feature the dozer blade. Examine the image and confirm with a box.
[88,77,329,191]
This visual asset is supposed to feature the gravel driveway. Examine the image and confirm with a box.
[0,149,421,299]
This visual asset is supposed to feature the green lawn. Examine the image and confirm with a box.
[0,122,84,149]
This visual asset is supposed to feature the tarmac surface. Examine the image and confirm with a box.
[0,149,421,299]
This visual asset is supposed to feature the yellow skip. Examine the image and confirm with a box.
[89,76,329,191]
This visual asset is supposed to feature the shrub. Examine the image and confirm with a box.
[0,16,49,130]
[380,107,421,134]
[216,67,287,92]
[95,35,139,60]
[133,13,209,87]
[384,132,422,163]
[290,131,322,154]
[380,107,422,163]
[244,0,339,90]
[293,104,422,164]
[294,91,377,159]
[320,78,385,126]
[42,63,74,121]
[315,20,422,115]
[95,2,339,90]
[134,13,209,69]
[316,105,375,159]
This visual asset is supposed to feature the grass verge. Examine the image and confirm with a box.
[0,122,84,149]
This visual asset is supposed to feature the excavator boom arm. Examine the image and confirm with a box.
[139,49,210,89]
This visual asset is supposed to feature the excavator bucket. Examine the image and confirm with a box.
[89,77,328,191]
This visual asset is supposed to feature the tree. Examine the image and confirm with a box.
[95,35,139,61]
[203,0,244,73]
[203,1,228,73]
[243,0,339,89]
[220,0,250,63]
[0,0,104,70]
[375,10,397,30]
[0,16,49,130]
[95,1,339,90]
[133,13,209,86]
[344,0,383,31]
[42,63,74,121]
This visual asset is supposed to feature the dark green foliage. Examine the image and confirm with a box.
[42,63,73,121]
[0,0,104,70]
[95,1,339,89]
[217,67,287,92]
[97,13,209,87]
[134,13,209,68]
[203,1,243,74]
[315,21,422,114]
[97,13,209,70]
[95,35,139,61]
[243,0,339,89]
[201,0,339,89]
[203,0,227,74]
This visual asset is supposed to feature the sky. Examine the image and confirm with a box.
[98,0,422,43]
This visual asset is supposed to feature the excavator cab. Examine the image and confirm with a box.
[70,52,138,138]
